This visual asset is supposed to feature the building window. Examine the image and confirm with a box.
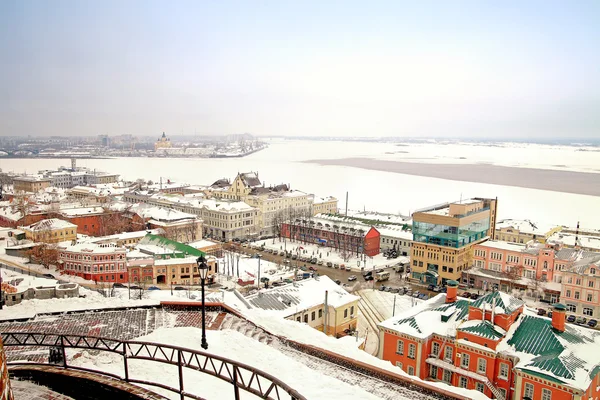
[408,344,416,359]
[350,306,354,316]
[475,382,484,393]
[583,307,593,316]
[430,365,438,379]
[296,317,301,322]
[591,268,596,275]
[432,342,440,356]
[498,388,507,399]
[566,289,571,298]
[575,291,580,300]
[461,353,469,368]
[499,363,509,379]
[407,366,415,376]
[344,309,348,318]
[395,361,402,369]
[524,382,534,399]
[477,358,486,374]
[541,388,552,400]
[459,376,468,388]
[589,281,594,288]
[311,311,315,321]
[303,314,308,323]
[442,369,452,383]
[444,346,453,361]
[396,340,404,355]
[588,293,593,302]
[318,309,323,318]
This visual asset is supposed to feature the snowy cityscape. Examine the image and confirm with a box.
[2,1,600,399]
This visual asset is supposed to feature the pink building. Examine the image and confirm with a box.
[464,240,600,317]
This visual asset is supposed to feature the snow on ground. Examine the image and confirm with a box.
[359,289,424,321]
[69,327,385,400]
[254,238,398,271]
[217,254,295,286]
[1,268,61,292]
[239,308,488,400]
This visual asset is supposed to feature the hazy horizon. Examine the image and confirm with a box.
[1,0,599,139]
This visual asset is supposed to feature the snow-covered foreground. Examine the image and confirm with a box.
[254,238,397,271]
[69,327,385,400]
[359,289,424,321]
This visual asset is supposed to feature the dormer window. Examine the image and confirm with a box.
[591,268,596,275]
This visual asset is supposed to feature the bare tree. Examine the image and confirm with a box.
[506,264,524,292]
[26,244,59,269]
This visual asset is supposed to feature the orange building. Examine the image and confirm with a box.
[379,281,600,399]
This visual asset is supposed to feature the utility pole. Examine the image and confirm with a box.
[393,295,396,317]
[345,191,348,216]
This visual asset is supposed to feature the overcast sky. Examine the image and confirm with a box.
[1,0,599,138]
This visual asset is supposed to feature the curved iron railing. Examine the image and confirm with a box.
[1,332,306,400]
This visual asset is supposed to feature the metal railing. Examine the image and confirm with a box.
[1,332,306,400]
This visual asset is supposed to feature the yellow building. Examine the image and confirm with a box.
[494,219,562,244]
[410,197,498,285]
[20,218,78,244]
[13,176,52,193]
[245,275,359,337]
[311,196,338,216]
[154,132,172,151]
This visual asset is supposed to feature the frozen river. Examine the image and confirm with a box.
[1,139,599,228]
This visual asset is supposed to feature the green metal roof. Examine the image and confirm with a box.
[459,321,505,340]
[508,315,599,382]
[432,299,471,320]
[139,234,205,258]
[470,290,524,314]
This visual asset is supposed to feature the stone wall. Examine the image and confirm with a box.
[3,284,79,306]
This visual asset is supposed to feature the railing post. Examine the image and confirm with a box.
[178,350,185,400]
[232,366,240,400]
[123,342,129,382]
[60,335,67,369]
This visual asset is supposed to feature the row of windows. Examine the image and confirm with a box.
[565,303,595,315]
[564,290,596,303]
[524,383,552,400]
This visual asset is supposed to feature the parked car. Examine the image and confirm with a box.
[283,278,294,284]
[379,286,386,291]
[260,277,270,283]
[309,266,317,271]
[363,271,373,277]
[427,284,436,291]
[335,279,341,285]
[326,262,333,267]
[148,286,161,291]
[300,266,308,271]
[285,253,292,258]
[42,273,56,279]
[348,275,357,281]
[576,316,588,325]
[279,251,285,256]
[334,264,340,269]
[317,261,324,266]
[470,294,480,300]
[406,290,412,296]
[462,292,472,298]
[174,286,186,291]
[113,283,126,288]
[567,315,577,323]
[547,311,553,318]
[364,275,374,281]
[292,255,298,260]
[130,285,142,290]
[310,258,317,264]
[537,309,547,316]
[385,286,393,292]
[412,291,420,298]
[588,319,598,328]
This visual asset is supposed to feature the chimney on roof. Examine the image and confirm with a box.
[551,303,566,332]
[446,280,458,303]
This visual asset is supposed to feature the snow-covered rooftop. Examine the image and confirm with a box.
[59,241,126,254]
[548,231,600,251]
[246,275,359,317]
[496,218,558,235]
[21,218,77,231]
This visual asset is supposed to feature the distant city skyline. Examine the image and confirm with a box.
[1,0,599,139]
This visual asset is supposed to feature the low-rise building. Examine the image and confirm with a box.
[1,277,79,306]
[58,242,128,283]
[548,231,600,252]
[494,219,562,244]
[245,275,359,337]
[20,218,77,244]
[311,195,338,216]
[378,226,413,256]
[131,204,202,243]
[379,282,600,400]
[188,238,223,257]
[280,215,381,257]
[560,255,600,319]
[12,176,52,193]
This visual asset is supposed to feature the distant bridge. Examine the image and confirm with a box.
[2,332,306,400]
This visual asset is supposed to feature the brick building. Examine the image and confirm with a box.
[379,282,600,400]
[280,218,380,256]
[58,242,128,283]
[20,218,77,244]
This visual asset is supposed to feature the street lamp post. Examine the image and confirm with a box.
[197,255,209,350]
[257,254,262,290]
